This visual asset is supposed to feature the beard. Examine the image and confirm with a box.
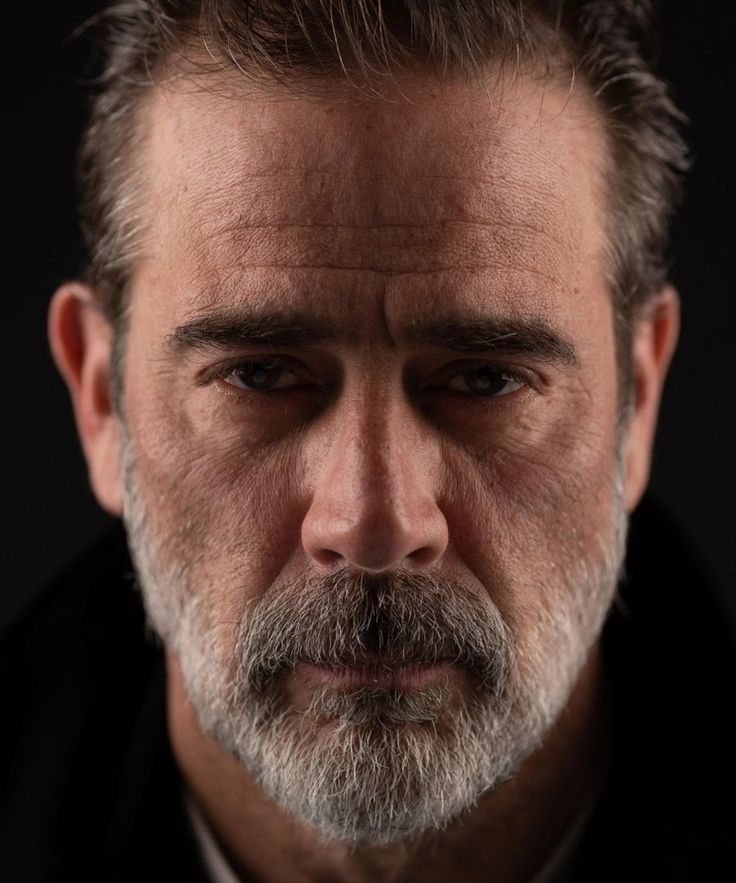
[119,421,628,847]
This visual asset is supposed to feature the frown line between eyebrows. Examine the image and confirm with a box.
[165,306,578,368]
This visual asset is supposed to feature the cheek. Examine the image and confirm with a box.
[441,384,620,619]
[129,399,306,619]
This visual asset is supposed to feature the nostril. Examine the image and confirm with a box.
[409,545,439,567]
[310,546,343,569]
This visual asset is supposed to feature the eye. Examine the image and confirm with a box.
[210,358,529,400]
[222,357,302,392]
[440,364,527,397]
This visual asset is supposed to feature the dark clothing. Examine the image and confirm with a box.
[1,495,734,882]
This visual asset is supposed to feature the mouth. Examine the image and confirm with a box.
[297,657,455,690]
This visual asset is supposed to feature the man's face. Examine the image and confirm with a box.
[118,69,628,844]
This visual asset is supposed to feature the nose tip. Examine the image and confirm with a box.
[303,500,448,572]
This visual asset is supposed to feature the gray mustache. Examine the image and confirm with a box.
[236,568,514,698]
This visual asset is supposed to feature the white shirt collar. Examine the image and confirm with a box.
[184,789,243,883]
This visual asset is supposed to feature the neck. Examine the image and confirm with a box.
[166,642,610,883]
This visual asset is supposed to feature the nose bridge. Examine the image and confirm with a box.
[301,374,448,571]
[348,376,412,502]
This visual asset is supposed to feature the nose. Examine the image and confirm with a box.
[301,390,449,573]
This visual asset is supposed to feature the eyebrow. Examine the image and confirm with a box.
[167,308,577,367]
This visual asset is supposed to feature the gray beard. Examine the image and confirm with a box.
[119,423,628,846]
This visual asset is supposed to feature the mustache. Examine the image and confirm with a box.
[235,568,515,699]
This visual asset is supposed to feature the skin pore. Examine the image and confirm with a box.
[49,63,680,883]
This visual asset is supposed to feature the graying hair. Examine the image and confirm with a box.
[75,1,689,416]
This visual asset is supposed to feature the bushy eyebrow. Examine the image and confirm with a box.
[403,316,577,365]
[166,307,577,367]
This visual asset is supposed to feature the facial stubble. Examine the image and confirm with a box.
[119,419,628,847]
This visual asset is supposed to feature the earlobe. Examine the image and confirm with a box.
[622,285,681,512]
[48,283,125,516]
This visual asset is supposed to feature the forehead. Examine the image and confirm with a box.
[137,68,609,330]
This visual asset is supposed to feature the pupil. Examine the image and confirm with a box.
[244,361,278,388]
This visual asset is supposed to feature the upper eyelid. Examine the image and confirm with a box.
[196,354,302,385]
[430,360,530,383]
[202,354,535,370]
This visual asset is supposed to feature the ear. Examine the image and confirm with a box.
[622,285,680,512]
[48,282,124,516]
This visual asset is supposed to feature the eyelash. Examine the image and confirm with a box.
[204,356,532,402]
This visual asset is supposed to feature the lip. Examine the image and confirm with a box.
[298,659,454,690]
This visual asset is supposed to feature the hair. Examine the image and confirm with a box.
[75,0,689,417]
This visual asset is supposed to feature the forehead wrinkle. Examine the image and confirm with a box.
[209,216,568,246]
[171,162,575,232]
[154,97,592,263]
[170,161,575,249]
[149,74,600,231]
[177,223,572,283]
[171,222,572,311]
[168,170,582,286]
[144,70,608,322]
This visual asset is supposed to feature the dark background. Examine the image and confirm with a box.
[4,3,734,630]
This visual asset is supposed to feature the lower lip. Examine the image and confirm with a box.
[298,660,453,690]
